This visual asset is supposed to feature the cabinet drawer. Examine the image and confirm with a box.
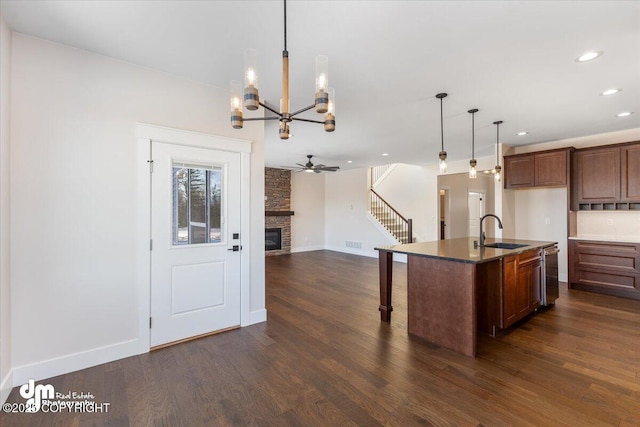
[569,239,640,300]
[572,241,639,273]
[572,269,638,291]
[518,248,542,264]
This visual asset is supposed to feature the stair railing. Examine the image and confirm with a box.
[369,188,413,244]
[370,164,393,188]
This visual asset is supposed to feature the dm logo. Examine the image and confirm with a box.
[19,379,55,412]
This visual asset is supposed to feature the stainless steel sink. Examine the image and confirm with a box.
[484,242,529,250]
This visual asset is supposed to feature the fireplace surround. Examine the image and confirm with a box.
[265,168,292,256]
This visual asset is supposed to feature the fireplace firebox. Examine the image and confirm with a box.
[265,228,282,251]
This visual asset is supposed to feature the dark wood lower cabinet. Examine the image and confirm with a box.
[569,239,640,300]
[500,249,543,328]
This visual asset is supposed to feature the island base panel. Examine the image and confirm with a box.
[407,256,477,357]
[379,250,394,321]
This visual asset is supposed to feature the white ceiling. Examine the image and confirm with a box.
[1,0,639,170]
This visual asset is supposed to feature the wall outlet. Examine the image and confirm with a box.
[607,218,613,226]
[544,217,551,225]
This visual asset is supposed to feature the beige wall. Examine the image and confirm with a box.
[577,211,640,241]
[291,172,326,252]
[325,168,397,257]
[438,172,496,239]
[0,13,12,403]
[8,33,266,386]
[374,163,434,241]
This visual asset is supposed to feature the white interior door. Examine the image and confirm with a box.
[151,141,241,347]
[468,192,485,238]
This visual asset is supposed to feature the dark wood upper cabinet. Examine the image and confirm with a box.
[572,141,640,210]
[504,148,569,189]
[576,146,621,202]
[621,143,640,202]
[504,156,534,188]
[535,150,568,187]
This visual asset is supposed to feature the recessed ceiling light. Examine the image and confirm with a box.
[601,88,621,96]
[382,153,389,156]
[576,51,602,62]
[617,111,633,117]
[347,160,353,164]
[516,131,528,136]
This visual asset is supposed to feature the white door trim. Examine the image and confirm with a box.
[136,123,252,353]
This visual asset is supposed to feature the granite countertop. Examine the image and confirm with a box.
[569,235,640,244]
[375,237,557,264]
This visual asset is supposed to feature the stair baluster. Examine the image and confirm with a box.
[369,188,413,244]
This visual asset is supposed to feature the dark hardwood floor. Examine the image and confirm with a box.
[2,250,639,426]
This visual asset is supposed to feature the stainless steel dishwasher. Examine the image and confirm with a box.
[542,244,560,306]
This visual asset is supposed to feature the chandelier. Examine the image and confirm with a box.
[229,0,335,139]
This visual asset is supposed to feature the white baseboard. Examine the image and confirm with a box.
[325,245,378,259]
[291,245,325,253]
[1,368,12,404]
[11,338,141,386]
[247,309,267,326]
[393,253,407,263]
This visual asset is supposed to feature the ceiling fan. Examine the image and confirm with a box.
[282,155,340,173]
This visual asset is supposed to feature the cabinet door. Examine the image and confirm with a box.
[502,255,518,327]
[577,147,620,202]
[535,151,567,187]
[516,262,533,318]
[531,258,542,309]
[505,155,534,188]
[621,143,640,202]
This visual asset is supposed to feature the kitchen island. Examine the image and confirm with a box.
[376,237,557,357]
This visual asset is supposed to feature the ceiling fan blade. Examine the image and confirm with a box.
[295,163,307,168]
[317,166,340,171]
[314,170,322,174]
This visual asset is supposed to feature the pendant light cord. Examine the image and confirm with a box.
[472,112,475,158]
[283,0,287,52]
[440,97,444,151]
[496,122,499,163]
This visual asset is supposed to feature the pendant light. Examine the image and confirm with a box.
[468,108,478,179]
[493,120,503,183]
[436,93,448,173]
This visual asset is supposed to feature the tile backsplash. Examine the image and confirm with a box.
[576,211,640,241]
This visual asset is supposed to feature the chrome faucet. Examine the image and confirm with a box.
[478,214,503,248]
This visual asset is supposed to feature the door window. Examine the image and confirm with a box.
[173,163,223,245]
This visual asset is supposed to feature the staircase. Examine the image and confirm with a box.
[369,165,413,244]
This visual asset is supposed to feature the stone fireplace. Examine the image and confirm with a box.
[265,168,292,256]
